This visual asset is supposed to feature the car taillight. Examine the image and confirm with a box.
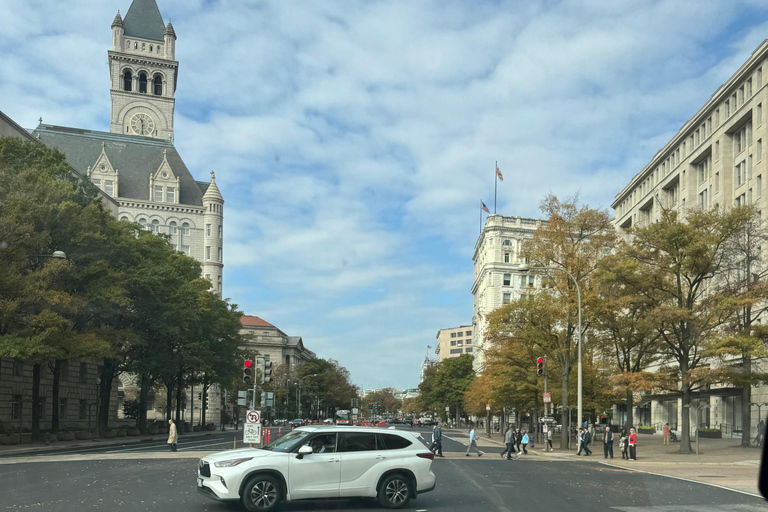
[417,452,434,460]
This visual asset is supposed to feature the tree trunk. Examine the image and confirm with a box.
[190,384,194,427]
[175,375,182,430]
[51,360,61,434]
[679,387,693,454]
[625,388,634,431]
[98,359,116,437]
[139,376,150,434]
[31,363,41,442]
[741,356,752,447]
[201,383,208,426]
[165,380,174,421]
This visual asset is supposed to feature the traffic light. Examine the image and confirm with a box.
[243,359,254,384]
[262,359,272,383]
[204,394,209,410]
[537,357,544,376]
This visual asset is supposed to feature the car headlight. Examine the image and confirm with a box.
[213,457,253,468]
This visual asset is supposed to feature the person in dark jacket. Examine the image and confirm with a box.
[500,426,515,459]
[515,429,522,453]
[432,424,444,457]
[603,426,614,459]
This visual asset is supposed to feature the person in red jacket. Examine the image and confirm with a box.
[628,427,637,460]
[663,423,670,445]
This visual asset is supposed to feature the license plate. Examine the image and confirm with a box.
[197,478,203,488]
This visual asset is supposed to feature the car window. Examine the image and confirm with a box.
[302,433,337,454]
[380,433,412,450]
[339,432,378,452]
[260,430,310,452]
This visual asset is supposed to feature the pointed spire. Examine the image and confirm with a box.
[203,171,223,203]
[122,0,166,42]
[165,20,176,38]
[112,10,123,28]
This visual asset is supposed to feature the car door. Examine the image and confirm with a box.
[288,433,340,499]
[338,432,389,497]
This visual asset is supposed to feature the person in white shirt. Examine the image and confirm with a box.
[465,426,484,457]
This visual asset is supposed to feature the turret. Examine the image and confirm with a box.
[111,11,124,51]
[202,171,224,296]
[164,21,176,59]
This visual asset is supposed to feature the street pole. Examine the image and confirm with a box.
[544,356,548,417]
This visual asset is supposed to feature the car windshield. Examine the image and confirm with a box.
[259,430,311,452]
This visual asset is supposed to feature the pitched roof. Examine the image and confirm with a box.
[240,315,275,328]
[122,0,166,42]
[33,124,207,206]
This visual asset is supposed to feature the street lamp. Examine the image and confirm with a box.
[518,263,583,434]
[297,374,318,418]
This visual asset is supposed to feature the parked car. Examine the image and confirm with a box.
[292,418,305,428]
[197,425,436,511]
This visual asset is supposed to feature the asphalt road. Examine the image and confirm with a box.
[1,426,766,512]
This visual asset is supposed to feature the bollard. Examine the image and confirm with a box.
[279,427,282,437]
[234,438,236,449]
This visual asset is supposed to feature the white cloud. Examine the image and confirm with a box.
[2,0,767,387]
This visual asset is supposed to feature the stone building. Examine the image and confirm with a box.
[434,325,473,362]
[239,316,317,371]
[610,39,768,437]
[471,214,546,372]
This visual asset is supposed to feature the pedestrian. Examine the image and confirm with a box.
[167,419,178,452]
[619,429,628,459]
[546,428,553,451]
[663,423,670,445]
[429,426,435,452]
[603,426,614,459]
[521,430,529,455]
[628,427,637,460]
[501,426,515,459]
[576,428,585,455]
[433,424,444,457]
[466,426,484,457]
[515,428,522,453]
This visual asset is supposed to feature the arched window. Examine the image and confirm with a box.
[138,218,147,229]
[153,74,163,96]
[169,221,177,234]
[120,216,129,222]
[502,240,511,246]
[181,222,190,235]
[149,45,153,52]
[138,72,147,93]
[123,70,132,91]
[150,219,159,233]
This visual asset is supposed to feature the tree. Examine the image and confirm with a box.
[615,206,754,453]
[418,354,475,422]
[519,194,616,447]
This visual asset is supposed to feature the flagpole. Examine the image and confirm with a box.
[480,201,483,234]
[494,161,498,214]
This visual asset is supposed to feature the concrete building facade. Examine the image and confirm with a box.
[471,214,546,372]
[435,325,473,362]
[239,316,317,372]
[610,39,768,438]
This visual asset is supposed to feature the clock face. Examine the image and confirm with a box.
[130,113,155,136]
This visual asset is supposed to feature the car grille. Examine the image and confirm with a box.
[199,461,211,477]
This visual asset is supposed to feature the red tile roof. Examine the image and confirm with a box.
[240,315,275,328]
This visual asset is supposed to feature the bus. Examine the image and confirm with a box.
[335,410,352,425]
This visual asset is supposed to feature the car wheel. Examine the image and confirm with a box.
[241,474,281,512]
[378,473,412,509]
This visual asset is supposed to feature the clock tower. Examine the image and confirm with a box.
[108,0,178,140]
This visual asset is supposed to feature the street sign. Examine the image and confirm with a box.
[237,390,247,406]
[486,404,491,411]
[542,424,549,433]
[237,398,246,406]
[540,417,556,423]
[352,408,359,415]
[543,392,551,403]
[445,406,450,412]
[243,423,262,444]
[246,410,261,424]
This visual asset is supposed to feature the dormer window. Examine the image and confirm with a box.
[138,72,148,93]
[166,187,175,203]
[104,180,114,196]
[154,185,163,202]
[123,70,132,91]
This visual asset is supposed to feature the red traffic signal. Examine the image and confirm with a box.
[537,357,543,364]
[244,360,252,368]
[536,357,544,376]
[243,359,253,384]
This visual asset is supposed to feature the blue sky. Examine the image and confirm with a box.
[2,0,768,389]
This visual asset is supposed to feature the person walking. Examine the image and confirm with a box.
[546,428,553,451]
[663,423,670,445]
[466,427,484,457]
[628,427,637,460]
[433,424,444,457]
[515,429,522,453]
[603,426,614,459]
[521,430,529,455]
[500,426,515,459]
[167,419,178,452]
[576,428,585,455]
[619,429,629,459]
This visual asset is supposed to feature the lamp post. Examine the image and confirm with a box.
[518,264,583,437]
[297,374,318,418]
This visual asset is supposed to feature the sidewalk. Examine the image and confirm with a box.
[443,428,764,496]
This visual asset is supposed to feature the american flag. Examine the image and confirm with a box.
[496,165,504,181]
[481,201,490,213]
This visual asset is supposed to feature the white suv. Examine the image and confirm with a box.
[197,426,436,511]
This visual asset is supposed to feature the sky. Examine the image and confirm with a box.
[2,0,768,390]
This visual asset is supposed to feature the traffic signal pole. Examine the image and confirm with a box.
[544,356,548,416]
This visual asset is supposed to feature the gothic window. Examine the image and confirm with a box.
[153,74,163,96]
[139,72,148,94]
[123,70,132,91]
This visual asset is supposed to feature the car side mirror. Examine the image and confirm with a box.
[296,445,313,459]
